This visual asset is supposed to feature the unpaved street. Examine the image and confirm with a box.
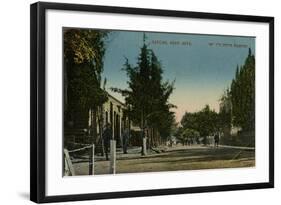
[72,145,255,175]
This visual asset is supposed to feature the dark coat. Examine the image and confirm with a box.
[103,127,112,147]
[214,134,219,142]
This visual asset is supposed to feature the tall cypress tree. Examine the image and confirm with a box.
[230,48,255,131]
[112,33,176,148]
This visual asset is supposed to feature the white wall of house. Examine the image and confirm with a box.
[103,95,125,140]
[88,94,126,143]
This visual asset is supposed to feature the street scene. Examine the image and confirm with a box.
[63,28,255,176]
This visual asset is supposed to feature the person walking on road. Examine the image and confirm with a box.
[214,133,220,148]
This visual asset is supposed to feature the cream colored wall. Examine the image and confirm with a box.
[88,95,126,140]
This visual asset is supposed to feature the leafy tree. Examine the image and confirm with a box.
[180,105,218,145]
[180,112,199,131]
[183,128,199,142]
[230,48,255,131]
[147,51,176,140]
[112,34,175,149]
[174,126,185,144]
[175,126,199,145]
[219,88,232,132]
[64,29,108,139]
[196,105,219,144]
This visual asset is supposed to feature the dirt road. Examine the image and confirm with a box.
[72,145,255,175]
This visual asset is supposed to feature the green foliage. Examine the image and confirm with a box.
[112,34,176,140]
[64,29,108,125]
[183,128,199,139]
[218,89,232,130]
[197,105,219,136]
[175,126,199,144]
[230,48,255,131]
[67,63,107,110]
[181,105,219,136]
[64,28,107,67]
[180,112,199,131]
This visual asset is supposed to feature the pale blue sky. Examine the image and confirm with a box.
[101,30,255,122]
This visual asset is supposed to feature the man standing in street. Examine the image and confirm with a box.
[214,133,220,148]
[102,123,112,160]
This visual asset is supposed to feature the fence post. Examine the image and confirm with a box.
[109,140,116,174]
[92,144,95,175]
[89,144,95,175]
[143,137,147,155]
[64,149,75,176]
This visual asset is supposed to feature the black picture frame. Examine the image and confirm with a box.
[30,2,274,203]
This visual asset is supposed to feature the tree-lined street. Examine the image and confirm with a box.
[63,29,256,176]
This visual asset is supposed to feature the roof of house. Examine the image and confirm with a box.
[107,92,125,107]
